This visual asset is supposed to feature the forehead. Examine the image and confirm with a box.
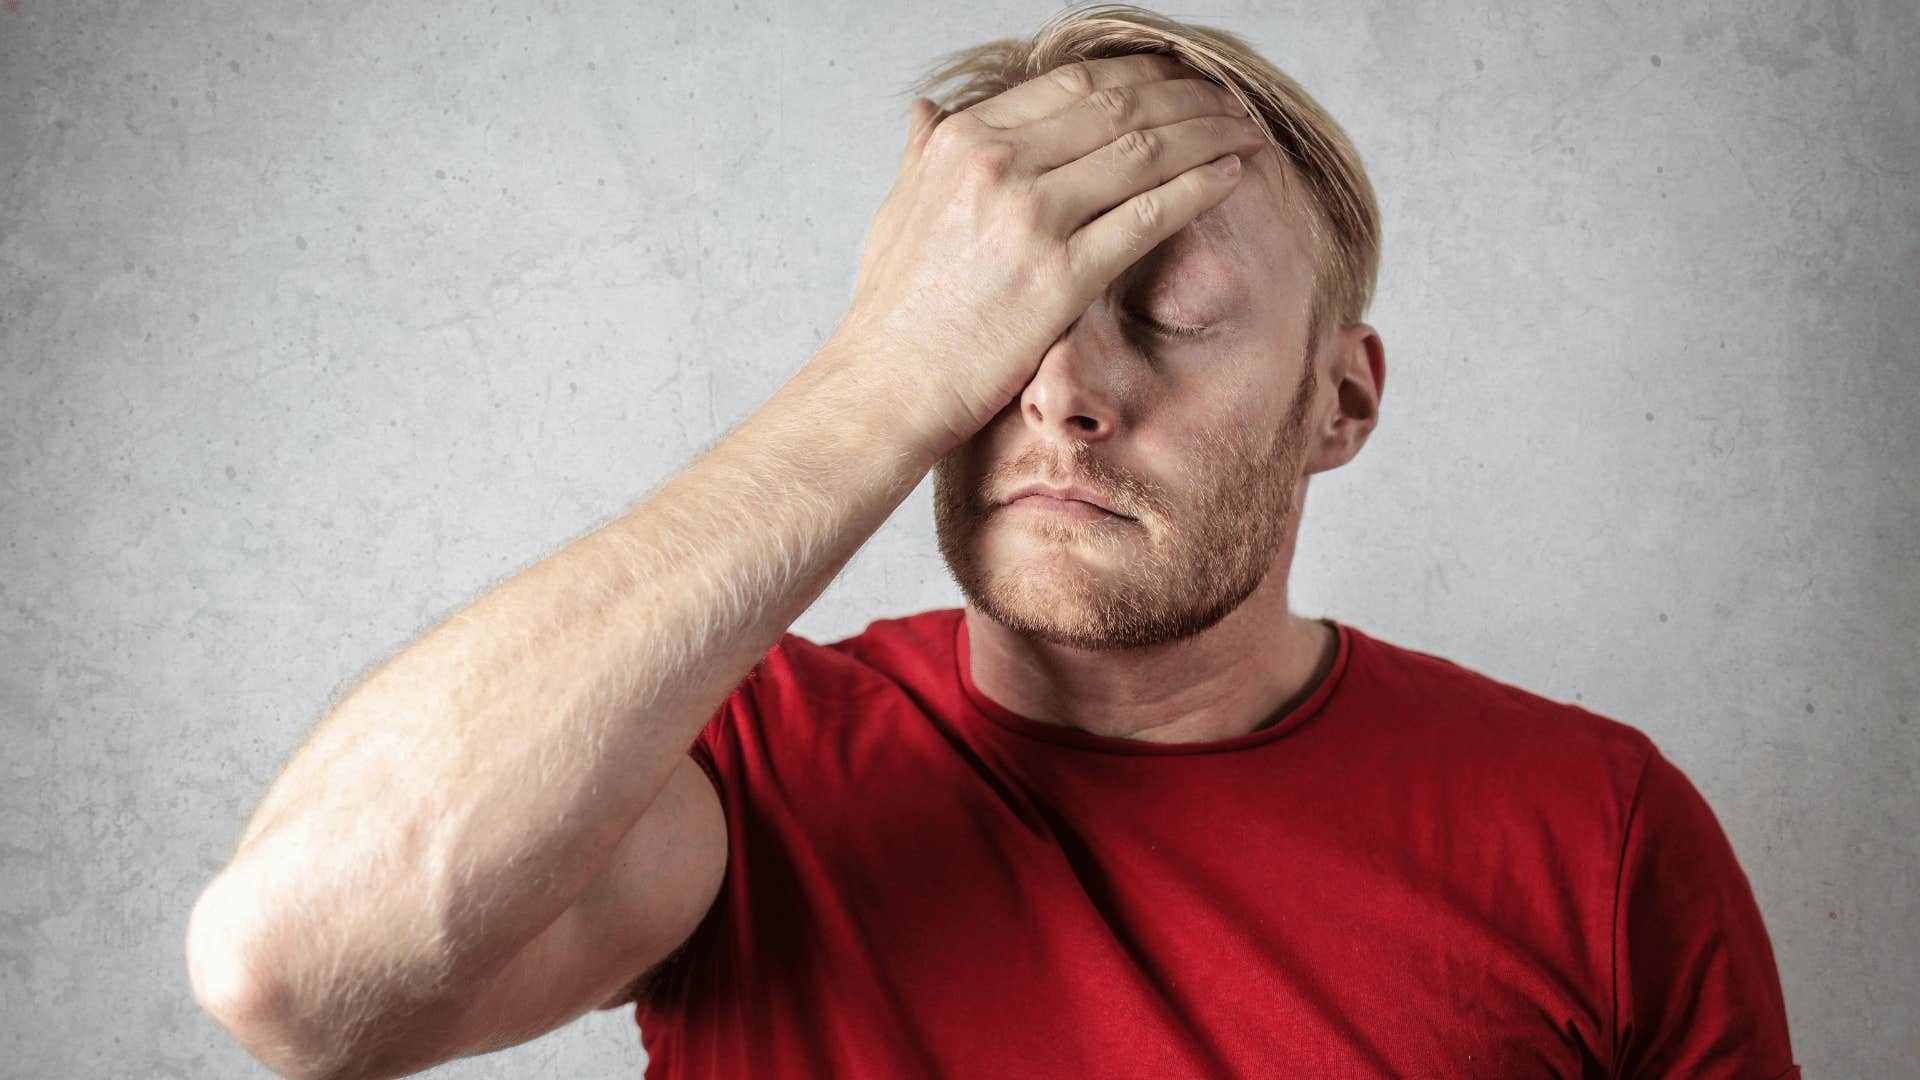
[1144,152,1314,301]
[1150,64,1315,258]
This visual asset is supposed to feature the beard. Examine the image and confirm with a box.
[933,353,1319,652]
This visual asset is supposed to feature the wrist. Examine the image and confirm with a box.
[806,330,956,470]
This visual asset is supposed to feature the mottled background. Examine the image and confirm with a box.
[3,0,1914,1076]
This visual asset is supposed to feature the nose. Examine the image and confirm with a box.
[1019,312,1121,446]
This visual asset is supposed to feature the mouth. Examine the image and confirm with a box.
[999,480,1133,519]
[1002,493,1131,522]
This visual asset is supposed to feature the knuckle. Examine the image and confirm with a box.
[1146,53,1184,78]
[1205,115,1244,142]
[1088,84,1138,123]
[960,139,1018,183]
[923,119,956,153]
[1010,191,1052,237]
[1056,239,1085,288]
[1129,193,1162,235]
[1124,54,1177,83]
[1115,128,1160,166]
[1034,242,1078,298]
[1177,81,1215,115]
[1047,62,1096,99]
[923,113,971,156]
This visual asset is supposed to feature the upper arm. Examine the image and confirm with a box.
[1612,745,1798,1077]
[440,753,727,1061]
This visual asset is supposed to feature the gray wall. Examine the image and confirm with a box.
[3,1,1913,1076]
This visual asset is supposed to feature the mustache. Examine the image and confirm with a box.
[983,441,1144,518]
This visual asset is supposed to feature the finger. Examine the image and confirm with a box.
[1021,77,1252,172]
[899,97,943,170]
[1039,114,1268,234]
[1066,152,1245,294]
[965,53,1188,130]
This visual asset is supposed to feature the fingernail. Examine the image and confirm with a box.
[1214,153,1241,176]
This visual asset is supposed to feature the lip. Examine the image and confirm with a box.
[999,481,1132,519]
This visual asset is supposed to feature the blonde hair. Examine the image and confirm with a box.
[904,2,1380,353]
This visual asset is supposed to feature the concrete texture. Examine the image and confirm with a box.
[2,0,1914,1076]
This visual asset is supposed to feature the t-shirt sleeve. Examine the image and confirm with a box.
[1611,742,1800,1078]
[686,698,729,798]
[684,632,810,804]
[628,646,790,1013]
[686,684,751,808]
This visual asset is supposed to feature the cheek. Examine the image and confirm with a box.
[1139,403,1268,492]
[945,421,1033,508]
[1163,344,1270,414]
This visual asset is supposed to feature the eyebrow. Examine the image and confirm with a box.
[1124,209,1250,304]
[1190,207,1237,245]
[1182,210,1252,298]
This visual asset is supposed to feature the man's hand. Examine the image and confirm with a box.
[824,54,1270,460]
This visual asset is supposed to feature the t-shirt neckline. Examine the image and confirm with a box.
[949,607,1353,755]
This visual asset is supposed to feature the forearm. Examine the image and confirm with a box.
[189,338,936,1036]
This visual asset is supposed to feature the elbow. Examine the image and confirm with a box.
[186,874,454,1080]
[186,876,358,1080]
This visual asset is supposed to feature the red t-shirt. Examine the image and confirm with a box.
[632,607,1799,1078]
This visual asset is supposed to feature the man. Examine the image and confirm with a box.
[186,5,1800,1078]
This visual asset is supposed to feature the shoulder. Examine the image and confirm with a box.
[743,607,955,700]
[1342,622,1655,792]
[706,607,961,749]
[692,609,967,814]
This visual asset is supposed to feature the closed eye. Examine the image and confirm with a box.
[1125,309,1208,340]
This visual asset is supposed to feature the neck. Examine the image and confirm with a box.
[963,572,1337,744]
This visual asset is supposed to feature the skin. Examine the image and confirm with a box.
[932,121,1388,744]
[184,57,1387,1078]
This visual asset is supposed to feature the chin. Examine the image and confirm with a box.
[947,507,1270,651]
[954,535,1166,646]
[969,576,1126,650]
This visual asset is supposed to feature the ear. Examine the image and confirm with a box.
[1304,321,1385,475]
